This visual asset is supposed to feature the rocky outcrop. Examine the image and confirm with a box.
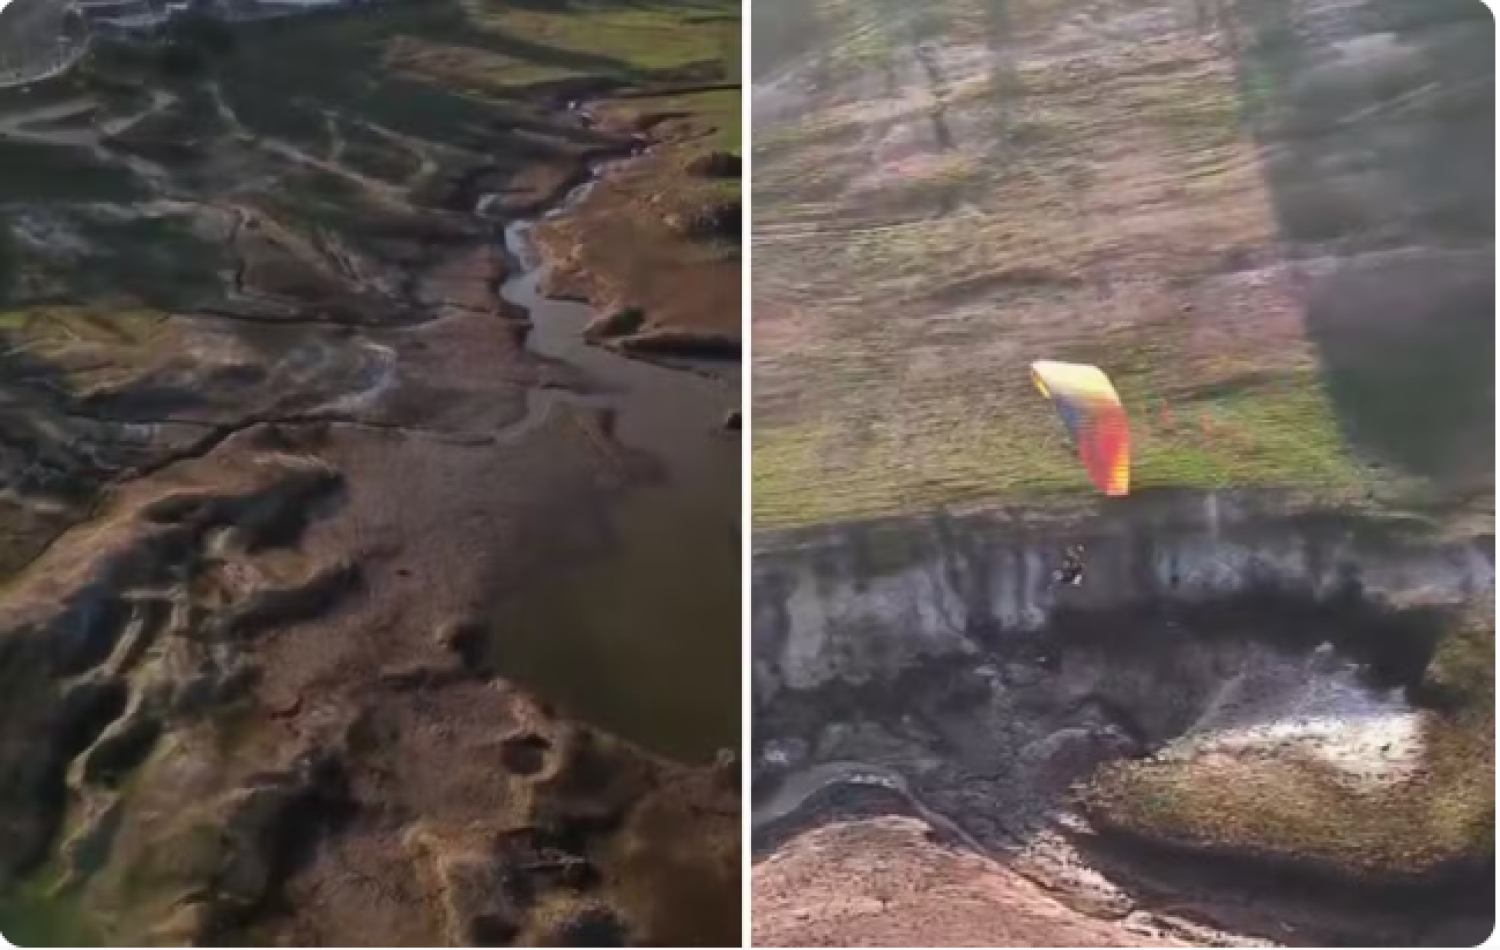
[753,499,1492,694]
[752,498,1494,945]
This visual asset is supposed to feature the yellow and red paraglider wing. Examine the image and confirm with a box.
[1030,360,1130,496]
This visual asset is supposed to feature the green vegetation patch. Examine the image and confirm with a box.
[0,880,102,948]
[212,0,738,154]
[615,87,741,154]
[750,0,1490,532]
[0,305,170,354]
[1083,597,1495,879]
[753,355,1374,530]
[462,0,737,78]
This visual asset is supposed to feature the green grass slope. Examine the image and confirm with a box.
[750,0,1493,531]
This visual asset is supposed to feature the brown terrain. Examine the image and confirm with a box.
[0,0,741,945]
[755,815,1207,948]
[751,0,1492,946]
[535,88,742,358]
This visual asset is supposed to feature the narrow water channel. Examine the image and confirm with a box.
[488,135,741,765]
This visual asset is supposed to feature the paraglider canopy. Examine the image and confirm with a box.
[1030,360,1130,496]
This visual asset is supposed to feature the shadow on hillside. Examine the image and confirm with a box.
[1223,0,1494,486]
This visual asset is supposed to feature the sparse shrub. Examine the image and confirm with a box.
[584,306,647,341]
[684,150,741,179]
[666,198,740,240]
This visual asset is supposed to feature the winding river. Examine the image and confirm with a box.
[486,113,741,764]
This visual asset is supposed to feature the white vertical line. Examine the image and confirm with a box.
[739,0,754,943]
[1489,3,1500,933]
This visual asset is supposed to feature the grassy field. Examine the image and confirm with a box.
[750,0,1493,531]
[0,854,101,949]
[214,0,738,153]
[0,890,99,948]
[753,364,1373,529]
[611,87,741,153]
[0,304,167,345]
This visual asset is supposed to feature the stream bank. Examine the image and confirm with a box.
[484,102,741,765]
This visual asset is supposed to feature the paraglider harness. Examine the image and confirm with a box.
[1053,544,1086,587]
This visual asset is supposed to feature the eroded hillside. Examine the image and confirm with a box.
[0,0,743,944]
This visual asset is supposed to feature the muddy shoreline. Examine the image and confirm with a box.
[485,98,740,764]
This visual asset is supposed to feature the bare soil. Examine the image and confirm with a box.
[755,815,1196,948]
[534,89,742,359]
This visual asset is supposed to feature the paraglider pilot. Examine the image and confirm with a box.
[1053,544,1086,587]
